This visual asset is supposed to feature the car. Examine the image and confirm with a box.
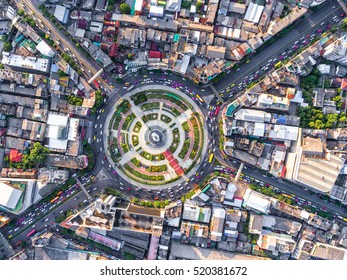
[45,218,49,222]
[327,25,331,29]
[93,187,97,191]
[112,170,117,175]
[340,12,346,17]
[317,29,322,33]
[127,188,131,191]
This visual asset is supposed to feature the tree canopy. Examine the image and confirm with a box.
[3,42,12,52]
[120,3,131,14]
[21,142,49,169]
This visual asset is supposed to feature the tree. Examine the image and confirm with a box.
[153,201,161,208]
[17,9,25,16]
[22,142,49,169]
[3,42,12,52]
[0,64,4,69]
[107,4,114,12]
[196,1,203,11]
[120,3,131,14]
[342,19,347,32]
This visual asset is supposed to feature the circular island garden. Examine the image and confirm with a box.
[105,85,208,188]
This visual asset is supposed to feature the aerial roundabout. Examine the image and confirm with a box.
[104,85,208,188]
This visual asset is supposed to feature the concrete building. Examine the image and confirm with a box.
[206,46,226,59]
[0,181,23,210]
[37,168,69,197]
[169,242,268,260]
[244,2,264,24]
[45,113,80,156]
[1,53,50,74]
[45,155,88,169]
[323,36,347,65]
[209,207,226,242]
[257,232,296,255]
[95,0,106,11]
[249,214,302,236]
[182,203,211,223]
[166,0,182,12]
[150,5,165,18]
[54,5,69,24]
[36,40,56,58]
[228,2,246,14]
[242,189,271,214]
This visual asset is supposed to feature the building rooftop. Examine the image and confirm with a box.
[242,189,271,213]
[182,203,211,223]
[1,53,50,73]
[169,242,268,260]
[0,181,23,209]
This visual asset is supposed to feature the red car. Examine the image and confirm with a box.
[340,12,346,17]
[305,34,310,39]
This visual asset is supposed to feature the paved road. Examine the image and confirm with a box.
[214,0,343,92]
[3,0,347,253]
[15,0,111,90]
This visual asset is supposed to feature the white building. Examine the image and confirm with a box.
[244,2,264,24]
[234,109,271,123]
[323,36,347,65]
[209,207,226,242]
[242,189,271,213]
[36,40,56,57]
[0,181,23,210]
[46,113,79,153]
[166,0,182,12]
[150,5,165,18]
[54,5,69,24]
[135,0,144,13]
[1,52,50,73]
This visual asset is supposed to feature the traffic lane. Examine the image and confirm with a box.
[240,169,347,216]
[16,0,112,91]
[219,6,343,90]
[214,4,343,91]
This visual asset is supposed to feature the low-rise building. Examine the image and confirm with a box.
[1,53,50,74]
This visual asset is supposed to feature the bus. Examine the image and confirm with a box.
[208,153,214,163]
[27,229,36,237]
[50,196,59,203]
[274,61,282,69]
[196,94,204,103]
[127,85,134,91]
[214,105,221,116]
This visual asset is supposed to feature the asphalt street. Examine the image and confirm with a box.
[2,0,347,254]
[214,0,343,92]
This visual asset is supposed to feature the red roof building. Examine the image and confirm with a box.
[341,78,347,91]
[100,42,109,51]
[149,50,162,59]
[105,12,112,21]
[109,43,118,57]
[77,18,88,29]
[10,150,22,163]
[94,34,102,42]
[103,26,116,36]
